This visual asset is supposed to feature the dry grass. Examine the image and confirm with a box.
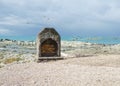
[0,65,2,68]
[0,53,4,59]
[3,57,23,64]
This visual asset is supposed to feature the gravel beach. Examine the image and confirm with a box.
[0,55,120,86]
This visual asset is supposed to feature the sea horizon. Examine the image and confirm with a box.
[0,35,120,45]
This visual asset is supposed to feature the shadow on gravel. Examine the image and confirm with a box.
[37,58,64,63]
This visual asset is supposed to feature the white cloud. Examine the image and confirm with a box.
[0,28,14,35]
[0,15,30,25]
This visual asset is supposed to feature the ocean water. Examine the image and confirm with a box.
[63,36,120,44]
[0,36,120,44]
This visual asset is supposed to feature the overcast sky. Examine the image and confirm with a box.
[0,0,120,39]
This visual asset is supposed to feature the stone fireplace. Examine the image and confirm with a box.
[37,28,61,61]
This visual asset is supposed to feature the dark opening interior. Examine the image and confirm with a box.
[41,38,58,57]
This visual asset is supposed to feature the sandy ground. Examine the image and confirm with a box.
[0,55,120,86]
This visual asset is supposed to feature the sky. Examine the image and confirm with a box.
[0,0,120,40]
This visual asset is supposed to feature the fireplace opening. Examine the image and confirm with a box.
[41,38,58,57]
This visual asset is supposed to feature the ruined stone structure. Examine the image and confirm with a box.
[37,28,61,61]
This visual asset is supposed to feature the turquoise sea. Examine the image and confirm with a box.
[63,36,120,44]
[0,36,120,44]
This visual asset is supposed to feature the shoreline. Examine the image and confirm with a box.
[0,40,120,67]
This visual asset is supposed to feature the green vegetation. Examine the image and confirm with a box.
[0,65,2,68]
[0,53,4,59]
[3,57,23,64]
